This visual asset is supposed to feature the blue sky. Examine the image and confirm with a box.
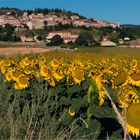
[0,0,140,24]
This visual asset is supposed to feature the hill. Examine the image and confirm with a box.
[0,7,23,16]
[121,24,140,29]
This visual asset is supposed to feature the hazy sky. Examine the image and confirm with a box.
[0,0,140,24]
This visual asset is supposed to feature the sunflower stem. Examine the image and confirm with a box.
[87,84,93,127]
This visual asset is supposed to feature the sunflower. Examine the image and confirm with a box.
[5,68,14,82]
[33,71,40,78]
[0,65,9,74]
[53,68,64,81]
[109,64,118,73]
[72,68,85,85]
[40,65,49,77]
[125,103,140,137]
[128,70,140,87]
[130,59,138,68]
[39,55,46,65]
[88,69,100,79]
[118,86,140,108]
[13,82,20,90]
[50,59,60,68]
[12,70,22,82]
[24,66,32,75]
[73,61,84,69]
[66,75,74,86]
[44,76,55,87]
[21,57,30,67]
[0,60,4,67]
[17,75,29,89]
[95,77,106,106]
[112,70,128,89]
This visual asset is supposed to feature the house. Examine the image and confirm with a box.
[73,19,91,27]
[22,12,29,21]
[26,21,34,29]
[100,40,116,47]
[20,36,35,42]
[60,19,71,25]
[129,39,140,48]
[118,39,124,44]
[70,15,79,20]
[124,37,130,41]
[110,22,120,28]
[95,19,110,27]
[46,31,78,43]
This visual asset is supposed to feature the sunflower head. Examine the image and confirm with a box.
[40,65,49,77]
[72,68,85,85]
[130,59,138,68]
[39,56,46,64]
[129,70,140,87]
[17,75,29,89]
[22,57,30,66]
[66,75,74,86]
[12,70,22,81]
[112,70,128,88]
[53,68,64,81]
[45,76,55,87]
[125,103,140,137]
[118,86,140,108]
[50,59,60,68]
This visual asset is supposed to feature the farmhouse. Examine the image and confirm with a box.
[46,31,78,43]
[20,36,35,42]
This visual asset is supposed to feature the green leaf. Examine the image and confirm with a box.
[106,88,118,104]
[71,97,85,111]
[88,119,101,139]
[91,104,116,119]
[60,96,71,106]
[67,84,83,94]
[61,113,74,125]
[49,85,65,96]
[109,129,123,140]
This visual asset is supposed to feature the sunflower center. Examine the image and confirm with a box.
[13,71,21,78]
[56,69,62,76]
[130,71,140,81]
[43,67,48,73]
[19,76,28,85]
[114,71,127,86]
[126,103,140,128]
[74,69,84,80]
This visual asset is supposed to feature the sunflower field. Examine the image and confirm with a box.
[0,50,140,139]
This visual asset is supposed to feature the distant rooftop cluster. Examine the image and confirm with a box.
[0,8,120,30]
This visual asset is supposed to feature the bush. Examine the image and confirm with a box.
[49,35,64,46]
[75,31,95,45]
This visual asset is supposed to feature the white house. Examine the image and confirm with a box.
[101,40,116,47]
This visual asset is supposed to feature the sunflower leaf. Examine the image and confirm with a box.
[91,104,117,119]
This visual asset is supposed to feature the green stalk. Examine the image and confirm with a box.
[86,84,93,128]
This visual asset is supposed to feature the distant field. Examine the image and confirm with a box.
[77,46,140,56]
[0,41,46,48]
[1,43,140,57]
[0,41,52,56]
[0,47,51,57]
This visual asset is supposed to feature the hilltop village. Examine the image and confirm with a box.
[0,8,140,47]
